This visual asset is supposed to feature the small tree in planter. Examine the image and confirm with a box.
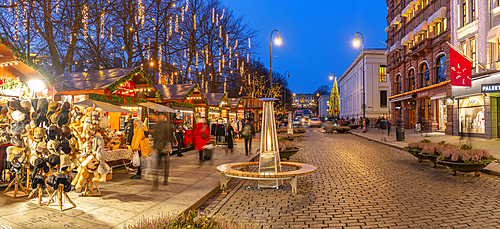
[334,126,350,133]
[348,124,360,129]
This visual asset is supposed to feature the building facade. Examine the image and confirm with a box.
[338,49,390,123]
[386,0,451,133]
[449,0,500,139]
[318,95,330,118]
[292,93,318,111]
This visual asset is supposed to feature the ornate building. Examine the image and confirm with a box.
[292,93,318,111]
[386,0,451,133]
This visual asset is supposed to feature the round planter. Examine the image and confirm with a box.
[419,154,439,168]
[439,161,488,177]
[279,149,300,161]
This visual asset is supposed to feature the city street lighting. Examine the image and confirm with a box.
[329,71,335,81]
[284,71,290,111]
[270,29,280,90]
[353,32,366,120]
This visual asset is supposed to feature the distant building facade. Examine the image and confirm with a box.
[338,49,389,123]
[318,95,330,118]
[292,93,318,111]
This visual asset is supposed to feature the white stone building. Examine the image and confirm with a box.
[318,95,330,118]
[338,49,390,123]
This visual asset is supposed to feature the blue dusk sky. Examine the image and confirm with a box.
[220,0,388,94]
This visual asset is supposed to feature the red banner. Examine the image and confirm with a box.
[449,46,472,87]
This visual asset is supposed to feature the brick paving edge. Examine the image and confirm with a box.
[182,152,261,215]
[348,131,500,177]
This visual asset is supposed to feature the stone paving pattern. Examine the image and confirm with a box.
[200,129,500,228]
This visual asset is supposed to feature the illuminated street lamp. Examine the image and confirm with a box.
[28,79,45,98]
[270,29,280,96]
[353,32,366,120]
[329,71,335,81]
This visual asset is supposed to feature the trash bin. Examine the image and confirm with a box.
[396,126,405,141]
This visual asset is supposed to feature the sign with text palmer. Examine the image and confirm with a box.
[481,84,500,93]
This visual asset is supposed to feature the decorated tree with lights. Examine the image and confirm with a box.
[328,77,340,116]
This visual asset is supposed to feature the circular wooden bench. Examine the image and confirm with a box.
[216,162,317,194]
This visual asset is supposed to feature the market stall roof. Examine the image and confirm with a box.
[0,42,50,84]
[228,98,243,109]
[154,84,207,104]
[74,99,133,113]
[54,68,136,92]
[137,102,178,114]
[205,93,227,106]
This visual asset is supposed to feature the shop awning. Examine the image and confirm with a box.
[228,98,243,109]
[401,1,414,17]
[401,32,414,45]
[137,102,178,113]
[412,21,428,35]
[390,43,401,53]
[54,68,136,92]
[427,7,446,26]
[390,15,401,27]
[487,24,500,43]
[154,84,204,101]
[74,99,133,113]
[390,94,413,102]
[430,94,445,100]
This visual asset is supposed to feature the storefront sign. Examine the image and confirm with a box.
[481,84,500,93]
[417,91,429,99]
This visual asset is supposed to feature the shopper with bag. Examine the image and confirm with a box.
[193,117,210,162]
[131,119,149,179]
[227,121,235,153]
[152,115,172,188]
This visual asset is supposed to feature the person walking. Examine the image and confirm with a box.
[193,117,210,162]
[387,118,392,136]
[227,121,235,154]
[379,117,388,142]
[131,119,147,179]
[124,115,134,145]
[242,119,255,156]
[152,115,172,188]
[173,116,184,157]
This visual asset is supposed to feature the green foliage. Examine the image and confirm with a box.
[170,101,195,108]
[459,144,472,150]
[89,93,146,104]
[420,139,431,143]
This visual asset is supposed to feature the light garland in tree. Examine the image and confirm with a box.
[180,31,183,41]
[219,25,222,39]
[138,0,144,28]
[83,5,88,39]
[185,0,188,11]
[195,51,198,69]
[216,14,218,26]
[169,16,172,36]
[23,3,27,32]
[110,27,113,41]
[100,11,105,38]
[175,15,179,33]
[220,9,224,20]
[247,53,249,63]
[212,8,215,23]
[193,14,196,30]
[14,6,19,41]
[159,45,162,78]
[226,34,229,49]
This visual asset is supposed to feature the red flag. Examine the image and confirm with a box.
[449,46,472,87]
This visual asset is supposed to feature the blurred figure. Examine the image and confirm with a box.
[380,117,387,142]
[242,119,255,156]
[131,119,146,179]
[227,120,235,154]
[194,117,210,162]
[152,115,172,189]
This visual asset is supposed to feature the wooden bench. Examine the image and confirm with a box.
[217,162,317,194]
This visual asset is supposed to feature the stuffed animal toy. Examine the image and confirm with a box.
[0,129,12,145]
[58,102,71,127]
[91,111,100,125]
[6,146,26,163]
[60,154,72,172]
[72,154,99,190]
[10,136,22,148]
[81,117,92,140]
[46,101,61,122]
[35,141,49,157]
[93,135,110,178]
[35,98,49,127]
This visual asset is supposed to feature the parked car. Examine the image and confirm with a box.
[293,118,301,127]
[308,118,322,128]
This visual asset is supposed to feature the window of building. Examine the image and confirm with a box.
[420,63,430,87]
[380,90,388,108]
[470,0,475,22]
[461,41,467,55]
[493,0,499,8]
[471,38,476,69]
[436,22,442,36]
[437,55,447,83]
[379,65,387,82]
[461,0,467,27]
[396,74,402,94]
[408,68,416,91]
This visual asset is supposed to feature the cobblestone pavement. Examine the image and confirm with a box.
[199,129,500,228]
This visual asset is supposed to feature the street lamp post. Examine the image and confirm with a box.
[329,71,335,81]
[284,71,290,111]
[270,29,280,96]
[353,32,365,121]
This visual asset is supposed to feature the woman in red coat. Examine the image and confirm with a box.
[193,117,210,161]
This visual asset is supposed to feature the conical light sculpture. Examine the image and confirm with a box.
[287,112,293,134]
[259,98,281,189]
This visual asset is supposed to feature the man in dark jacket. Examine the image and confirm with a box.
[242,119,255,156]
[152,115,172,189]
[124,115,134,145]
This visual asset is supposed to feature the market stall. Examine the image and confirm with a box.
[228,97,245,121]
[205,93,231,123]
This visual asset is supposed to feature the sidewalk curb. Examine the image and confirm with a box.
[182,151,260,215]
[348,131,500,177]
